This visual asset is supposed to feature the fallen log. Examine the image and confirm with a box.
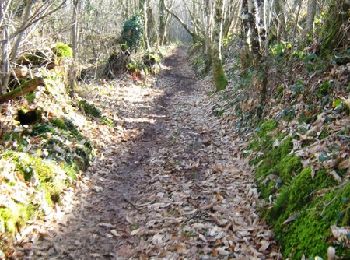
[0,78,45,104]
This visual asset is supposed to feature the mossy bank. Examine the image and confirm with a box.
[249,119,350,259]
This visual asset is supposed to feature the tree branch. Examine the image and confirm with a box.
[164,5,197,39]
[0,78,45,103]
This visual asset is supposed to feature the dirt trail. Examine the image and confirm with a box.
[22,48,279,259]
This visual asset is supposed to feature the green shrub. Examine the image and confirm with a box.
[52,42,73,58]
[270,42,292,57]
[121,15,144,50]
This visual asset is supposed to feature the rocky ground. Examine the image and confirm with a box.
[14,48,280,259]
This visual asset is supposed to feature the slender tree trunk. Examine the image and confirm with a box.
[248,0,260,56]
[204,0,212,73]
[69,0,80,97]
[1,1,10,94]
[292,0,302,42]
[147,3,156,46]
[11,0,33,60]
[159,0,166,45]
[303,0,317,41]
[212,0,227,91]
[140,0,150,50]
[274,0,286,41]
[321,0,350,54]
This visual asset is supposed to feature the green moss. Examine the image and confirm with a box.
[62,163,78,182]
[276,155,303,183]
[255,137,300,199]
[213,63,228,91]
[257,119,278,138]
[267,168,341,259]
[31,123,55,136]
[78,100,102,118]
[101,116,114,127]
[52,42,73,58]
[0,203,36,234]
[63,119,83,139]
[3,152,66,205]
[25,92,36,103]
[51,118,67,129]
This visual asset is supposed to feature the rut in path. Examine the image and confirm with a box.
[25,48,279,259]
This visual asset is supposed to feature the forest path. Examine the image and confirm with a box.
[27,47,279,259]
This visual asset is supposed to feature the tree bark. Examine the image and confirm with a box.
[212,0,227,91]
[1,1,10,94]
[0,78,45,104]
[11,0,34,61]
[274,0,286,41]
[164,5,198,40]
[69,0,80,97]
[303,0,317,41]
[320,0,350,54]
[158,0,166,45]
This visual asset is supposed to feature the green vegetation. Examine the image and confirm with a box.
[0,105,94,248]
[0,151,73,235]
[249,118,350,258]
[269,173,349,259]
[213,61,228,91]
[78,99,102,118]
[78,99,114,126]
[52,42,73,58]
[121,15,144,50]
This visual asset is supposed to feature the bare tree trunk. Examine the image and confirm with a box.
[212,0,227,91]
[1,1,10,94]
[292,0,302,42]
[141,0,150,50]
[147,3,156,46]
[159,0,166,45]
[11,0,34,60]
[69,0,80,97]
[303,0,317,41]
[274,0,286,41]
[204,0,212,73]
[321,0,350,54]
[248,0,260,56]
[164,5,197,40]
